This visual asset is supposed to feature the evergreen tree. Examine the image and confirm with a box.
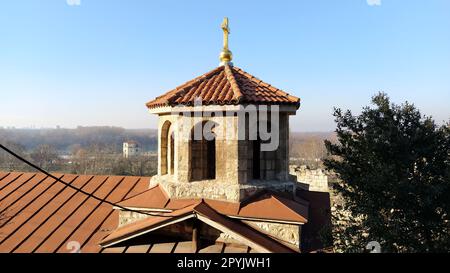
[324,93,450,252]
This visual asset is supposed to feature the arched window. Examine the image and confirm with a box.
[252,138,261,179]
[252,120,276,180]
[189,121,217,181]
[169,131,175,175]
[160,120,172,175]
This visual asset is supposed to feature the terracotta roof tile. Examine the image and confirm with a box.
[146,64,300,109]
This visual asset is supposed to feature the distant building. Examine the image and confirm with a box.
[123,141,140,158]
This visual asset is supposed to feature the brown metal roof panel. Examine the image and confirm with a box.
[81,178,146,253]
[0,173,150,253]
[56,177,141,253]
[193,202,297,253]
[238,194,308,223]
[274,195,309,221]
[56,205,112,253]
[117,183,168,209]
[0,173,46,201]
[0,172,23,189]
[0,175,63,224]
[204,199,240,215]
[105,176,141,203]
[7,175,95,252]
[100,215,177,247]
[83,178,145,253]
[10,175,94,253]
[32,176,117,252]
[99,203,200,247]
[80,210,120,253]
[11,174,61,198]
[129,178,151,194]
[0,176,78,242]
[164,198,198,210]
[0,172,10,180]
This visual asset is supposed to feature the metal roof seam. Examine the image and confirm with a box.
[9,175,95,252]
[5,174,81,250]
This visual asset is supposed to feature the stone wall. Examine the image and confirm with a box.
[243,220,301,249]
[118,210,153,227]
[118,209,301,251]
[157,112,241,186]
[290,165,329,192]
[152,106,296,201]
[238,112,291,182]
[151,176,295,202]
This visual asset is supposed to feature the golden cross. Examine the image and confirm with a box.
[219,17,232,64]
[221,17,230,50]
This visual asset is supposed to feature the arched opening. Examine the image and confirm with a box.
[252,139,261,179]
[160,120,172,175]
[169,131,175,175]
[252,120,276,180]
[189,121,217,181]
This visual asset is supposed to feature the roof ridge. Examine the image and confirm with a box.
[167,66,225,105]
[146,66,225,107]
[224,64,243,103]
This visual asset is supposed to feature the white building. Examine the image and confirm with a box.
[123,141,140,158]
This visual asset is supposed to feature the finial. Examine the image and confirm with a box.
[219,17,233,65]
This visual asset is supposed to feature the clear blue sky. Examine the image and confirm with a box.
[1,0,449,131]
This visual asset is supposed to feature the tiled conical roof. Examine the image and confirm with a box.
[146,64,300,109]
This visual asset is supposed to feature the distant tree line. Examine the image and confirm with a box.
[0,126,157,153]
[0,126,159,176]
[290,131,336,168]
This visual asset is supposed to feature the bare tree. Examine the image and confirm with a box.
[30,144,59,170]
[0,141,31,171]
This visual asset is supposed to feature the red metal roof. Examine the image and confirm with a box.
[99,203,200,247]
[117,184,169,210]
[236,191,308,223]
[145,64,300,109]
[117,185,308,224]
[100,200,297,253]
[0,172,309,253]
[0,172,149,253]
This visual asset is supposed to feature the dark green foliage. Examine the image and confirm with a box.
[324,93,450,252]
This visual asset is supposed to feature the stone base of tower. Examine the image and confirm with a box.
[150,175,297,202]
